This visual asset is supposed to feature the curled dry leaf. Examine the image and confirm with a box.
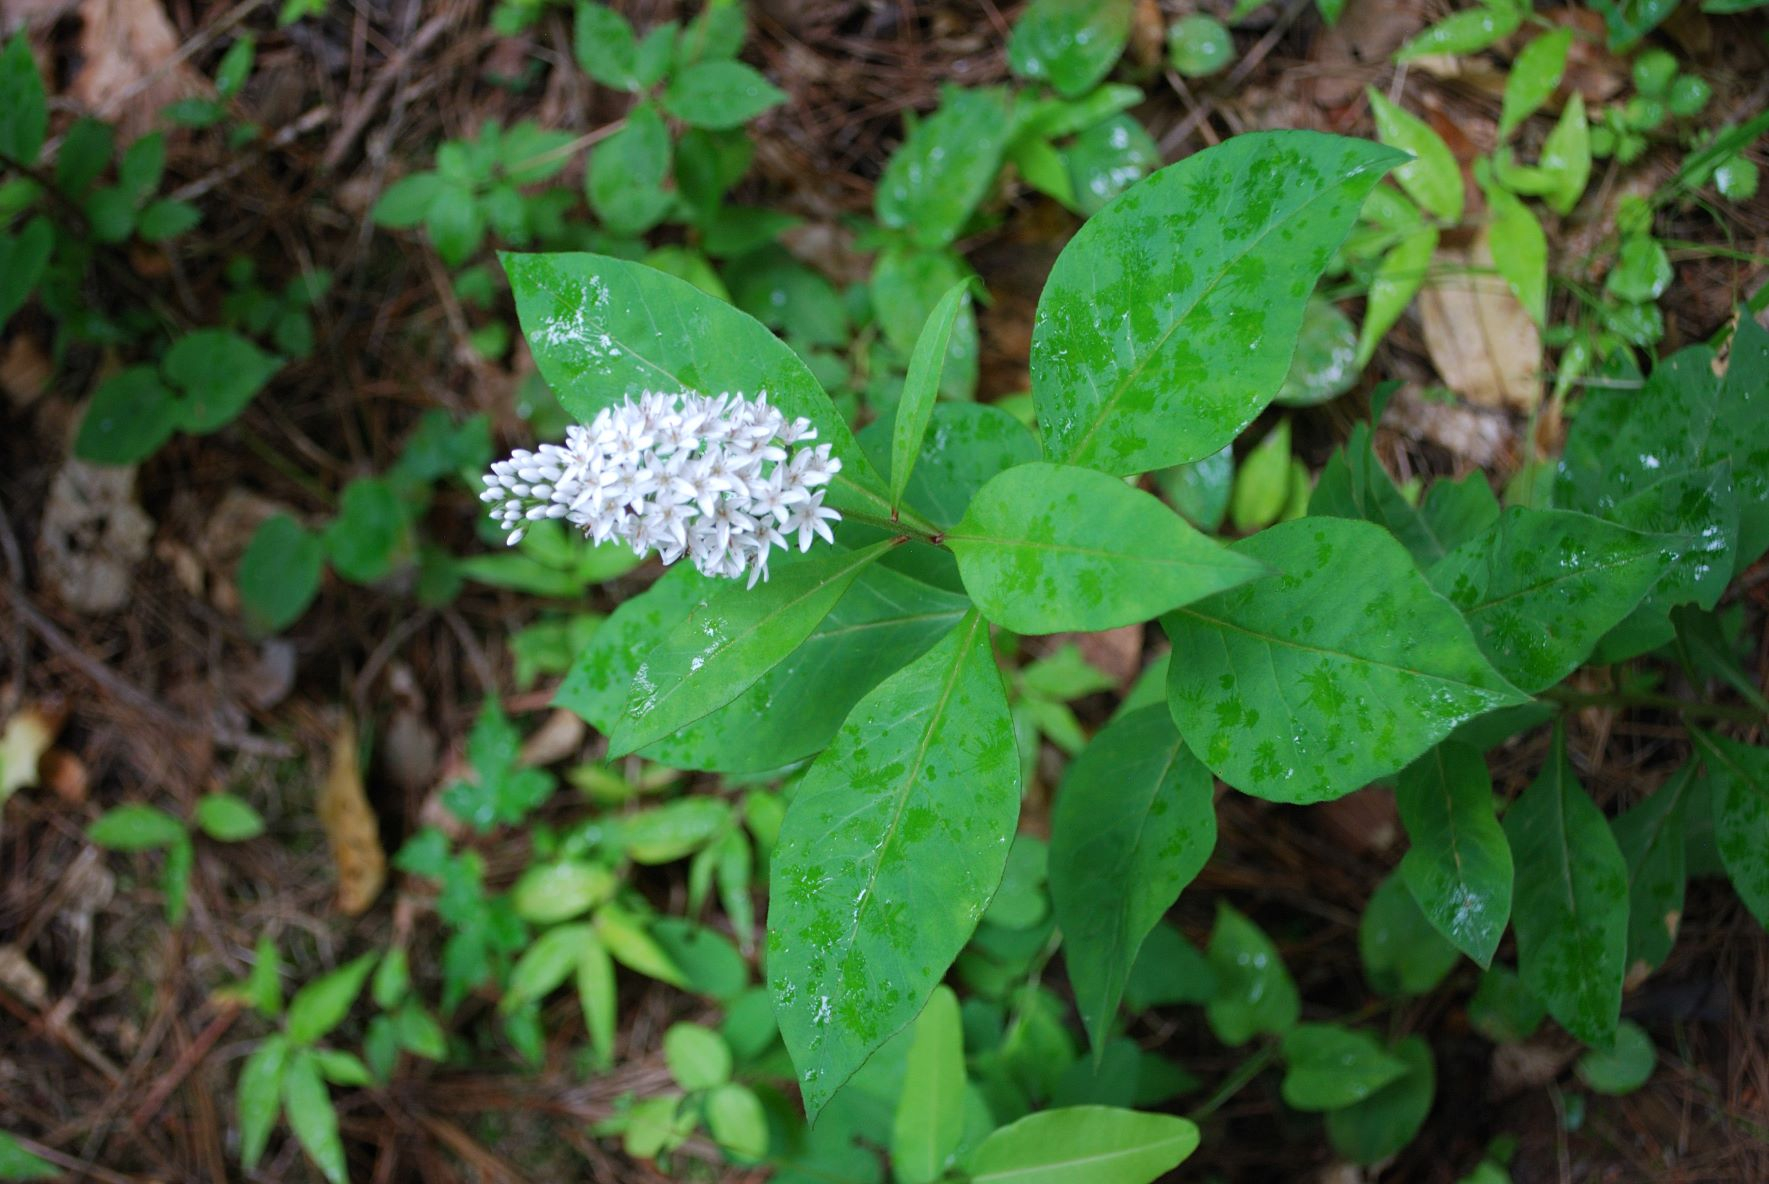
[318,715,387,916]
[1309,0,1427,109]
[1418,230,1543,412]
[0,944,48,1008]
[69,0,203,138]
[0,701,65,805]
[39,459,155,614]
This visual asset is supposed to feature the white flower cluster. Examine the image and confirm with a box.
[481,391,843,586]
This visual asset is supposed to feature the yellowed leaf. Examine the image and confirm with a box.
[318,715,386,916]
[1419,230,1544,412]
[0,702,65,805]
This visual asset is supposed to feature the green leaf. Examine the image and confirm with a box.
[891,280,971,509]
[1228,418,1292,534]
[575,933,617,1062]
[88,803,184,850]
[505,923,595,1010]
[238,514,324,632]
[1574,1019,1655,1094]
[1427,507,1665,692]
[1276,296,1358,407]
[706,1082,768,1162]
[1355,224,1436,368]
[1611,765,1691,974]
[195,793,266,842]
[137,198,201,242]
[573,2,640,87]
[117,133,165,201]
[1592,0,1677,49]
[870,244,980,399]
[55,118,113,195]
[1504,729,1628,1048]
[425,181,485,266]
[768,612,1018,1117]
[1324,1035,1434,1165]
[1204,903,1300,1045]
[1480,170,1548,326]
[0,1132,58,1180]
[1715,315,1769,566]
[1280,1023,1409,1111]
[1538,93,1592,216]
[161,834,193,926]
[595,905,687,987]
[623,798,731,863]
[442,696,552,831]
[1422,473,1502,554]
[1167,15,1234,77]
[1034,132,1404,475]
[286,953,377,1046]
[962,1106,1200,1184]
[0,218,51,331]
[949,462,1266,634]
[1156,445,1234,533]
[1164,518,1528,804]
[865,403,1041,532]
[1499,30,1573,141]
[1395,4,1523,61]
[1065,114,1160,217]
[505,251,891,513]
[608,541,892,756]
[1394,741,1512,966]
[74,366,179,464]
[0,36,47,166]
[371,173,444,228]
[663,61,785,130]
[1606,234,1672,304]
[891,985,966,1184]
[1468,964,1545,1043]
[1308,423,1441,565]
[663,1021,732,1090]
[282,1050,347,1184]
[1007,0,1134,97]
[1359,870,1460,996]
[877,87,1014,250]
[1692,730,1769,930]
[1368,91,1464,223]
[511,860,616,924]
[162,329,281,433]
[586,102,672,235]
[236,1034,288,1171]
[323,477,408,584]
[1051,707,1216,1052]
[310,1049,372,1087]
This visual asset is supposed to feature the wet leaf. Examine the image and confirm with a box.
[1164,518,1528,805]
[1611,765,1691,973]
[1324,1036,1434,1165]
[949,462,1267,634]
[1308,423,1442,566]
[1504,729,1628,1048]
[962,1106,1199,1184]
[1065,114,1161,217]
[1051,707,1216,1052]
[877,87,1014,250]
[1368,92,1463,223]
[892,280,972,509]
[1034,132,1404,475]
[1395,4,1522,61]
[1498,29,1573,141]
[1204,903,1299,1045]
[1007,0,1134,97]
[1156,445,1234,533]
[1280,1023,1408,1111]
[1276,296,1358,406]
[1228,419,1292,534]
[1394,741,1512,966]
[768,612,1018,1117]
[1693,731,1769,931]
[890,985,965,1184]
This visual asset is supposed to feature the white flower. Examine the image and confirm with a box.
[480,390,844,583]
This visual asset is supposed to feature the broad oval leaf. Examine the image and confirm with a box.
[1693,730,1769,931]
[1427,506,1666,693]
[1050,706,1216,1052]
[1394,741,1513,967]
[962,1106,1200,1184]
[890,985,966,1184]
[768,612,1019,1117]
[1007,0,1134,98]
[1204,902,1299,1046]
[609,541,892,756]
[949,462,1267,634]
[1504,729,1629,1048]
[1323,1035,1435,1166]
[1033,132,1404,475]
[1279,1023,1409,1111]
[1358,871,1459,997]
[1164,518,1529,804]
[505,251,891,514]
[861,402,1041,531]
[662,61,786,131]
[877,87,1014,249]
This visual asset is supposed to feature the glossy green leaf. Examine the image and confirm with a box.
[622,798,731,863]
[1167,15,1234,77]
[1359,871,1460,996]
[1693,730,1769,930]
[1276,296,1358,407]
[1480,172,1547,325]
[505,923,595,1010]
[512,860,617,924]
[1034,132,1404,475]
[1421,474,1502,555]
[238,514,324,632]
[1394,741,1512,966]
[74,366,178,464]
[962,1106,1199,1184]
[0,36,46,166]
[310,1049,371,1088]
[505,251,891,514]
[1368,92,1464,223]
[1427,507,1666,692]
[195,793,266,842]
[663,61,786,130]
[949,462,1267,634]
[586,102,672,235]
[1155,445,1233,533]
[892,280,972,509]
[595,905,686,987]
[1504,730,1628,1047]
[237,1034,288,1171]
[1592,0,1677,49]
[608,541,892,756]
[573,3,640,89]
[282,1051,347,1184]
[1716,315,1769,566]
[1575,1019,1655,1094]
[1324,1036,1434,1165]
[768,612,1018,1117]
[1280,1023,1409,1111]
[1606,234,1672,304]
[1611,766,1691,973]
[890,985,965,1184]
[1539,93,1592,216]
[870,244,979,400]
[88,803,184,850]
[286,953,377,1046]
[1164,518,1528,804]
[1229,418,1292,534]
[1204,903,1300,1046]
[1051,707,1217,1052]
[1498,30,1573,141]
[865,403,1042,531]
[1355,224,1437,368]
[1065,114,1161,217]
[1007,0,1134,98]
[877,87,1014,249]
[1395,4,1523,61]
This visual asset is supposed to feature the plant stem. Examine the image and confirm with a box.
[1187,1040,1280,1122]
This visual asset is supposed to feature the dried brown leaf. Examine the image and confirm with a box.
[39,459,154,614]
[69,0,202,138]
[1419,230,1543,412]
[318,715,387,917]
